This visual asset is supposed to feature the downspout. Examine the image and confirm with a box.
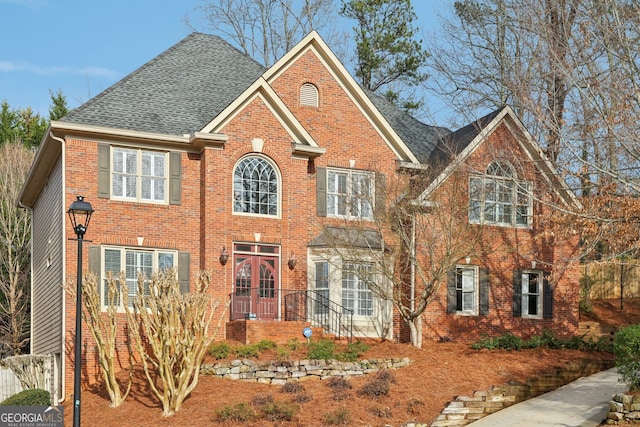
[50,131,67,404]
[410,214,416,312]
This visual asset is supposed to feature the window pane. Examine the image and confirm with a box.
[233,157,278,215]
[158,252,174,271]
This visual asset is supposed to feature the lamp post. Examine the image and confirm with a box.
[67,196,94,427]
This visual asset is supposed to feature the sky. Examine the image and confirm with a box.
[0,0,449,122]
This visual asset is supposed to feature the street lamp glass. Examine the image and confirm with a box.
[67,196,94,237]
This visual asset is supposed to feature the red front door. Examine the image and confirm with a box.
[232,244,279,320]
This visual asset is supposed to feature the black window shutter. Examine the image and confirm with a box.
[543,275,553,318]
[375,172,386,216]
[169,152,182,205]
[316,167,327,217]
[479,268,489,315]
[446,270,457,313]
[513,270,522,317]
[97,144,110,198]
[178,252,190,293]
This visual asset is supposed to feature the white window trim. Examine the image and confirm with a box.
[232,155,282,219]
[308,254,380,319]
[469,175,532,228]
[521,270,543,319]
[326,168,374,221]
[111,147,169,204]
[455,265,479,316]
[101,245,178,311]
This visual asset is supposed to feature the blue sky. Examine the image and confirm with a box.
[1,0,448,121]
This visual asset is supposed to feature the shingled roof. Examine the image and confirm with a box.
[59,31,492,169]
[60,33,266,136]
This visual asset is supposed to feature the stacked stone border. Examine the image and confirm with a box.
[200,357,412,384]
[606,393,640,424]
[431,359,614,427]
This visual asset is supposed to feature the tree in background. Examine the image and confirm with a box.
[188,0,343,67]
[316,169,483,348]
[340,0,429,112]
[0,90,69,148]
[0,142,35,356]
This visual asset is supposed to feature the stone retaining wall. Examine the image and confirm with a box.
[200,357,412,385]
[606,393,640,424]
[431,359,614,427]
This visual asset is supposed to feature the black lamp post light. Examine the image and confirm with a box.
[67,196,94,427]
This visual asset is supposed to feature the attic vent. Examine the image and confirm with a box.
[300,83,319,107]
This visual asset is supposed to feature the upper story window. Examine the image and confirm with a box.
[469,160,532,227]
[233,156,279,217]
[300,83,319,107]
[327,169,373,220]
[112,147,167,203]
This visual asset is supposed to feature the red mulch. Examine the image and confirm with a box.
[63,298,639,426]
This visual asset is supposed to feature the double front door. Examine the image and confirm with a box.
[232,244,279,320]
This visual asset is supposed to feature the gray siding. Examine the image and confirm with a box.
[31,156,64,355]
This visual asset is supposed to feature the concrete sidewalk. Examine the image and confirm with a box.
[469,368,626,426]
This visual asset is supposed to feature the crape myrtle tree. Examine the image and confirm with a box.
[0,141,35,356]
[340,0,429,112]
[318,167,483,348]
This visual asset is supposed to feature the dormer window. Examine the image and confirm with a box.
[469,160,532,227]
[300,83,319,107]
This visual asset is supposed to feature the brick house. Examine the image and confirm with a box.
[18,32,580,401]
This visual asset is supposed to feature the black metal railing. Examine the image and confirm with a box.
[228,288,354,342]
[283,290,353,342]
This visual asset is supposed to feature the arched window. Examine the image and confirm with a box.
[233,156,279,216]
[300,83,319,107]
[469,160,531,227]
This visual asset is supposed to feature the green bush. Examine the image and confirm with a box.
[213,402,256,422]
[235,344,260,358]
[307,339,337,360]
[322,407,350,425]
[471,333,525,350]
[614,324,640,391]
[338,341,370,362]
[254,339,277,352]
[1,389,50,406]
[260,401,297,421]
[208,341,231,360]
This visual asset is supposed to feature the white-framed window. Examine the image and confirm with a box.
[112,147,167,203]
[233,156,280,217]
[342,262,373,316]
[314,262,330,316]
[521,270,542,318]
[310,256,379,319]
[327,169,373,220]
[455,266,478,315]
[102,246,177,308]
[469,160,532,227]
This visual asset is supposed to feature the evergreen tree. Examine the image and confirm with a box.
[340,0,429,112]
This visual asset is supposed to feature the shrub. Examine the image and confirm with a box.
[326,376,352,391]
[1,389,50,406]
[291,393,312,404]
[359,377,390,399]
[251,393,274,407]
[281,382,305,394]
[286,337,302,351]
[235,344,260,359]
[338,341,370,362]
[213,402,256,422]
[276,347,290,360]
[369,405,392,418]
[260,401,297,421]
[208,341,231,360]
[307,339,337,360]
[407,398,425,415]
[614,324,640,391]
[322,407,350,425]
[254,339,277,352]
